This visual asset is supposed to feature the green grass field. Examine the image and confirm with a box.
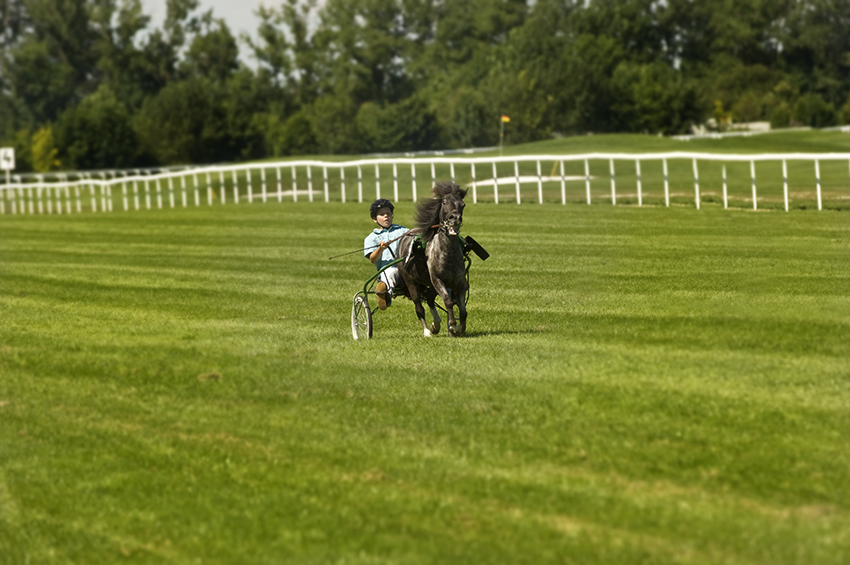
[1,198,848,563]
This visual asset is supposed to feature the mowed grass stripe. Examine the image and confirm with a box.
[1,202,849,563]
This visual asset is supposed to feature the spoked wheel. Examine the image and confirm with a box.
[351,295,373,340]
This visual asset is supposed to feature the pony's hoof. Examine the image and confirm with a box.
[429,323,440,335]
[423,328,433,337]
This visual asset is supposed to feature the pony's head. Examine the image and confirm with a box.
[415,181,467,240]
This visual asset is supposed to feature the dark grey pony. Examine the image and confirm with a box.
[397,181,468,337]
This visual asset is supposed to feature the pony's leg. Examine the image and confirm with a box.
[456,281,469,336]
[409,286,433,337]
[426,293,442,334]
[431,280,458,336]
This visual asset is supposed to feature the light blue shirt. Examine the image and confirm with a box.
[364,224,409,270]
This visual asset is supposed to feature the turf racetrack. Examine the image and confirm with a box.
[1,201,848,563]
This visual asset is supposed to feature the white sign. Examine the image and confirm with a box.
[0,147,14,170]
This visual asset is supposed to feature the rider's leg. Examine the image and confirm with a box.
[376,266,401,310]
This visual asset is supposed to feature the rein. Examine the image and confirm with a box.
[327,226,441,260]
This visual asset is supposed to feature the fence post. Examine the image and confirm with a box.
[560,160,566,205]
[18,177,27,214]
[815,159,822,211]
[262,167,268,203]
[750,160,757,211]
[193,172,200,206]
[22,177,31,214]
[42,182,49,215]
[393,163,399,201]
[101,173,109,212]
[90,175,97,212]
[121,173,128,211]
[306,165,313,202]
[64,178,72,214]
[291,166,298,202]
[323,166,329,203]
[37,175,45,214]
[146,173,153,209]
[230,170,238,203]
[450,162,455,184]
[722,165,728,209]
[94,174,102,213]
[180,174,187,207]
[206,172,212,206]
[168,174,175,208]
[514,161,521,204]
[340,167,346,203]
[133,171,140,210]
[219,170,226,205]
[9,183,16,214]
[693,159,700,210]
[782,160,789,212]
[663,158,670,207]
[357,165,363,203]
[636,159,642,207]
[610,159,616,205]
[584,159,591,205]
[247,168,253,203]
[492,161,499,204]
[536,160,543,204]
[431,162,436,186]
[276,167,282,203]
[470,162,476,204]
[410,163,417,202]
[74,181,81,213]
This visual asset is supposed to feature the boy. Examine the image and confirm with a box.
[364,198,409,310]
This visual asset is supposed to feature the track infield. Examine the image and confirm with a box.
[1,201,849,563]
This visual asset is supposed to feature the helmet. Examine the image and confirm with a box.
[369,198,394,219]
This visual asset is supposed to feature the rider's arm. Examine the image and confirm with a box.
[369,241,390,263]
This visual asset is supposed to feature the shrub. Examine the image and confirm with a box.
[792,93,837,128]
[30,125,61,172]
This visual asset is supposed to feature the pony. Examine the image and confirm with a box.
[397,180,469,337]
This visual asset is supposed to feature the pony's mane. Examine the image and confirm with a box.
[413,181,467,240]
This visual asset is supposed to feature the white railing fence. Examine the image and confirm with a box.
[1,153,849,215]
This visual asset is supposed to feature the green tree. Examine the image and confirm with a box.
[840,94,850,125]
[55,86,138,169]
[182,10,239,84]
[355,94,439,153]
[31,125,61,172]
[3,0,97,124]
[277,111,318,156]
[134,77,227,164]
[305,94,359,154]
[782,0,850,108]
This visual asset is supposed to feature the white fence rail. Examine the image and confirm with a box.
[2,152,849,215]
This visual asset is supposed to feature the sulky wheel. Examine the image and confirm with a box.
[351,295,373,340]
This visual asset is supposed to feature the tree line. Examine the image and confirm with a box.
[2,0,849,173]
